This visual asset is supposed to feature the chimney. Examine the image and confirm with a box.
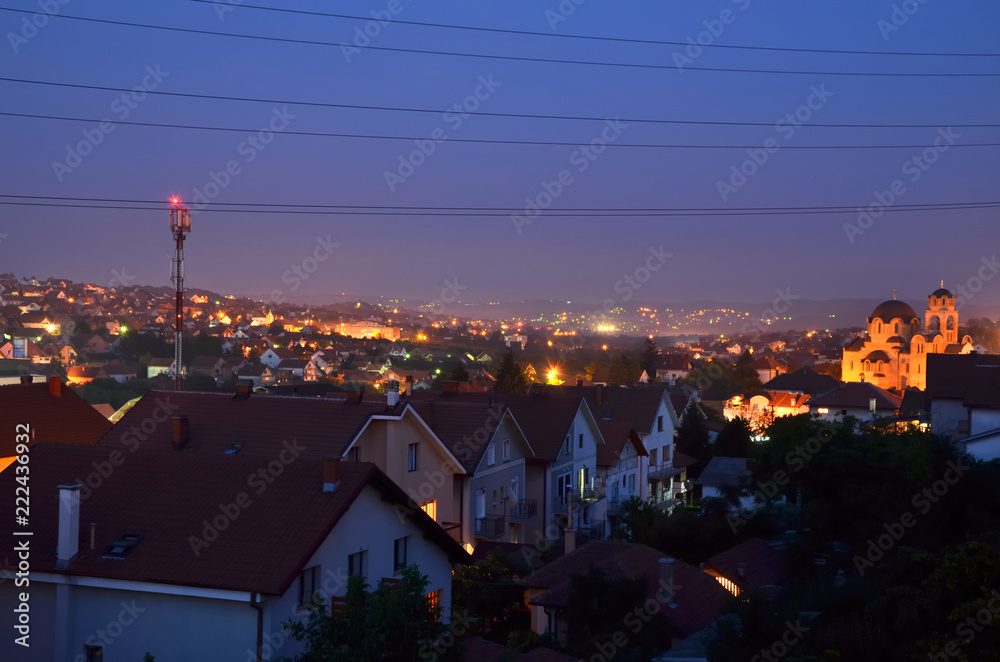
[387,380,400,407]
[234,380,252,400]
[576,379,584,387]
[596,383,604,405]
[699,562,705,574]
[404,375,413,396]
[323,457,342,492]
[172,416,190,450]
[659,557,675,594]
[357,387,365,404]
[48,376,62,397]
[19,375,32,385]
[90,522,96,551]
[57,484,81,568]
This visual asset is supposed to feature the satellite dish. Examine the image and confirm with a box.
[503,486,519,506]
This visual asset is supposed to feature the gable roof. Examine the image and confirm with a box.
[0,445,466,595]
[762,367,841,396]
[96,390,393,460]
[518,541,730,637]
[706,537,788,591]
[0,379,113,457]
[695,456,749,488]
[808,381,902,411]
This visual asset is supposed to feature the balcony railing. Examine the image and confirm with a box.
[475,515,505,539]
[553,486,606,511]
[509,499,537,521]
[577,520,606,544]
[647,463,677,482]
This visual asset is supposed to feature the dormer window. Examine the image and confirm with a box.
[103,534,143,560]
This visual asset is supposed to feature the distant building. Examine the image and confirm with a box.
[336,322,401,341]
[841,286,974,391]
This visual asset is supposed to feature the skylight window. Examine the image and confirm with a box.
[223,443,244,455]
[102,534,143,560]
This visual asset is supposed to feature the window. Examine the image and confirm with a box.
[502,439,510,461]
[427,589,442,615]
[578,433,584,448]
[298,565,320,609]
[393,536,409,571]
[347,447,359,462]
[564,436,570,455]
[628,473,636,491]
[407,443,417,472]
[817,408,829,414]
[657,415,664,432]
[421,499,437,520]
[649,448,657,466]
[487,443,495,466]
[85,646,103,662]
[510,476,519,500]
[348,550,368,577]
[557,473,571,504]
[663,445,670,462]
[476,489,486,518]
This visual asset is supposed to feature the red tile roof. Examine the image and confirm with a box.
[0,445,466,595]
[0,380,112,457]
[706,537,788,591]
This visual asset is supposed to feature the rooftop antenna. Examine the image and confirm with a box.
[169,197,192,391]
[892,288,897,300]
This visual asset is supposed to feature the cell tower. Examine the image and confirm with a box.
[169,197,192,390]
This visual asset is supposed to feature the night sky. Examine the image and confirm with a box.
[1,0,998,306]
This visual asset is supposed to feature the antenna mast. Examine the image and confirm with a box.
[169,198,192,390]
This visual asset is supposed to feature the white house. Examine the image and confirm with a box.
[0,444,466,662]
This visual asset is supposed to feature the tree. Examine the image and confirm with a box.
[640,337,659,378]
[450,362,470,383]
[675,401,711,477]
[494,351,528,394]
[280,565,460,662]
[713,418,751,458]
[452,552,529,641]
[607,353,641,385]
[268,320,285,335]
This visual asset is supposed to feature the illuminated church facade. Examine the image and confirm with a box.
[841,286,974,391]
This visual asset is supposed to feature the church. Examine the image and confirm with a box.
[841,285,974,391]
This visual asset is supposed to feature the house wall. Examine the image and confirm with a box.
[265,483,457,660]
[965,434,1000,462]
[931,399,968,438]
[970,409,1000,436]
[0,581,255,662]
[547,405,601,533]
[469,416,540,545]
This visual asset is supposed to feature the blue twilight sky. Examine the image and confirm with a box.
[0,0,998,307]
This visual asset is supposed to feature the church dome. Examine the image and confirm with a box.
[931,288,953,298]
[870,300,918,323]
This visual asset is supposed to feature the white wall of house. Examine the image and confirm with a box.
[970,409,1000,436]
[930,399,969,438]
[547,403,603,533]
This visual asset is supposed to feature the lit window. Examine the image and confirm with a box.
[427,589,442,617]
[407,443,417,472]
[348,550,368,577]
[394,536,409,571]
[298,565,320,609]
[817,408,829,414]
[421,499,437,520]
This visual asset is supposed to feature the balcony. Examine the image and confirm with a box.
[509,499,537,521]
[647,463,677,482]
[553,486,606,512]
[475,515,505,539]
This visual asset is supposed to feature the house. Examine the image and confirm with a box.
[655,354,693,383]
[0,446,466,661]
[146,358,176,378]
[260,347,297,369]
[807,381,902,422]
[101,387,472,547]
[66,365,109,385]
[187,356,230,380]
[70,333,111,357]
[101,360,138,383]
[724,391,811,426]
[705,537,788,598]
[276,358,309,382]
[752,356,787,384]
[926,354,1000,439]
[517,541,731,653]
[761,366,841,397]
[0,376,113,473]
[694,456,754,510]
[234,363,275,387]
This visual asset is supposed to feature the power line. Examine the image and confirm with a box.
[3,77,997,130]
[2,197,997,217]
[0,7,996,78]
[187,0,1000,58]
[2,111,996,149]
